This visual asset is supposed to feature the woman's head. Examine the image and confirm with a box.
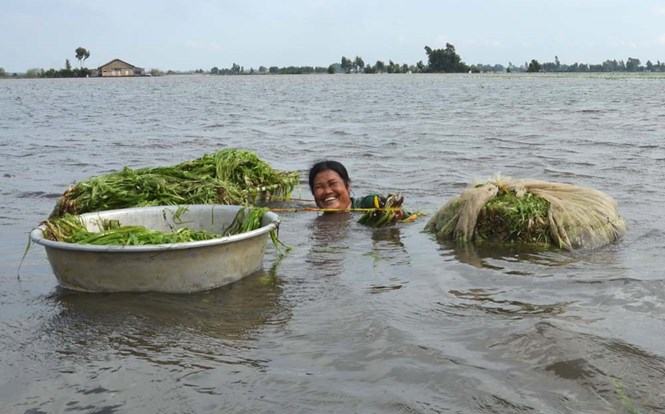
[309,160,352,210]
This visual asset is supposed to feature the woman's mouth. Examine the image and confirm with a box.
[322,196,337,205]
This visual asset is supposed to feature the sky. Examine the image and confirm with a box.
[2,0,665,72]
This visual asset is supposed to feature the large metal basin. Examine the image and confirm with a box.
[30,205,280,293]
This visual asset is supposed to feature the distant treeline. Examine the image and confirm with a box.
[210,63,329,75]
[207,43,665,75]
[3,43,665,78]
[25,66,91,78]
[1,63,91,78]
[3,51,93,78]
[525,56,665,72]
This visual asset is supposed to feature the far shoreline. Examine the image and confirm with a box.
[3,71,665,81]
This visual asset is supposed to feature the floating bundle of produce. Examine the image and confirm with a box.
[357,194,421,227]
[42,207,272,246]
[50,149,299,218]
[424,177,626,250]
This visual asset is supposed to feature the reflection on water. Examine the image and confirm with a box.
[0,264,291,412]
[370,226,404,247]
[309,212,352,243]
[43,266,288,362]
[306,213,352,277]
[434,237,602,272]
[52,268,286,337]
[365,225,411,292]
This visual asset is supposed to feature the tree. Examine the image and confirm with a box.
[210,66,219,74]
[354,56,364,73]
[527,59,541,72]
[327,64,336,74]
[340,56,352,73]
[75,47,90,68]
[602,59,619,72]
[374,60,386,73]
[424,43,469,73]
[26,68,42,78]
[0,67,6,77]
[626,57,641,72]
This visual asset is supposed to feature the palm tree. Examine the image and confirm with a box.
[75,47,90,68]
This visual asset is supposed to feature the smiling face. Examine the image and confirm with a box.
[312,169,352,210]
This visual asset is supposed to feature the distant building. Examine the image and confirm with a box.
[97,59,144,77]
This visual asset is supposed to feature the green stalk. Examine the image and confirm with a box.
[51,149,299,217]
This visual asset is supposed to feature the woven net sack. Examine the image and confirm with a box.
[425,177,626,250]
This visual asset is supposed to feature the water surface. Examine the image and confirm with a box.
[1,73,665,413]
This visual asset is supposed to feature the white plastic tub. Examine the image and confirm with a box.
[30,205,280,293]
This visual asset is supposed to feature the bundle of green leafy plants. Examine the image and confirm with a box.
[474,190,551,245]
[50,149,299,217]
[426,183,553,246]
[42,207,275,247]
[42,214,222,246]
[357,194,421,227]
[223,207,290,253]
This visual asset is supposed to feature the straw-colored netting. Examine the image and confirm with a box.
[425,177,626,250]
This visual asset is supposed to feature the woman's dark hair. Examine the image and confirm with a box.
[308,160,351,193]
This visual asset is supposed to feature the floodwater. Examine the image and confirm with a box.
[1,73,665,413]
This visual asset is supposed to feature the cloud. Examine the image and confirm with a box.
[658,34,665,45]
[654,4,665,15]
